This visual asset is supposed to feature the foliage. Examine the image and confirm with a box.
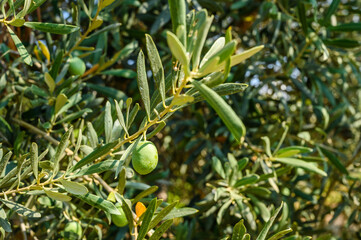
[0,0,361,240]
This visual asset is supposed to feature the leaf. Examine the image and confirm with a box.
[70,140,119,171]
[275,146,313,158]
[171,95,194,106]
[70,160,118,177]
[194,45,264,78]
[0,207,11,232]
[232,219,246,240]
[44,190,72,202]
[328,23,361,32]
[297,2,308,35]
[24,22,80,34]
[60,179,88,196]
[38,41,50,62]
[273,157,327,176]
[212,157,226,179]
[136,50,151,120]
[114,100,129,136]
[0,199,41,218]
[138,198,157,240]
[52,128,72,176]
[249,195,270,222]
[132,186,158,204]
[100,0,115,8]
[9,19,25,27]
[30,142,38,181]
[117,168,126,194]
[200,37,225,68]
[6,25,33,66]
[86,122,98,148]
[166,31,189,75]
[87,83,127,101]
[74,193,120,215]
[16,0,31,18]
[146,121,166,139]
[261,136,272,158]
[198,40,237,76]
[319,147,348,175]
[115,137,142,176]
[323,39,360,48]
[55,93,68,115]
[267,228,293,240]
[234,174,260,187]
[101,69,136,78]
[323,0,341,25]
[0,151,12,176]
[192,81,246,143]
[136,202,147,218]
[149,201,178,230]
[255,202,283,240]
[217,199,232,224]
[44,72,55,94]
[162,207,198,221]
[104,101,113,143]
[148,219,173,240]
[118,195,134,232]
[146,34,166,104]
[89,18,103,31]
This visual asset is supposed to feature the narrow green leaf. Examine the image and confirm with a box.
[115,100,129,136]
[232,219,246,240]
[255,202,284,240]
[55,93,68,115]
[86,122,98,148]
[328,23,361,32]
[267,228,293,240]
[297,2,308,35]
[55,108,92,125]
[52,128,72,176]
[166,31,189,75]
[60,179,88,196]
[146,121,166,139]
[6,26,33,66]
[149,201,178,230]
[24,22,80,34]
[192,81,246,143]
[323,38,360,48]
[16,0,31,18]
[319,147,348,174]
[162,207,198,220]
[0,199,41,218]
[70,140,119,171]
[117,168,126,195]
[192,11,213,70]
[30,142,38,180]
[127,103,139,128]
[104,101,113,143]
[212,157,226,179]
[200,37,225,68]
[168,0,186,44]
[217,200,232,224]
[0,151,12,176]
[9,19,25,27]
[75,193,120,215]
[249,195,270,222]
[234,174,260,187]
[0,207,12,232]
[148,219,173,240]
[44,72,55,94]
[44,190,72,202]
[137,50,151,120]
[69,160,118,177]
[138,198,157,240]
[238,157,249,171]
[261,136,272,158]
[118,194,134,232]
[87,83,126,101]
[132,186,158,204]
[323,0,341,25]
[273,157,327,176]
[275,146,313,158]
[146,34,166,104]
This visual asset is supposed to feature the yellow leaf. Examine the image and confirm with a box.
[38,41,50,62]
[135,202,147,218]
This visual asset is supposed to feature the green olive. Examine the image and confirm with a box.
[132,141,158,175]
[111,203,128,227]
[64,221,82,239]
[68,57,86,76]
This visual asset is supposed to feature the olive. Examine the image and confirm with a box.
[132,141,158,175]
[111,203,128,227]
[68,57,86,76]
